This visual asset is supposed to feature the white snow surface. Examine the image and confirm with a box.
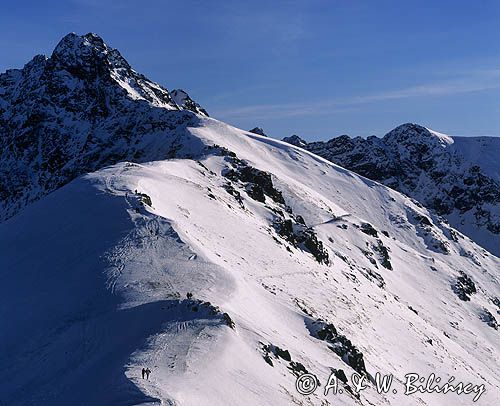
[426,128,454,146]
[1,118,499,405]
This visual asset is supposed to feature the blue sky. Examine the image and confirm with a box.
[1,0,499,140]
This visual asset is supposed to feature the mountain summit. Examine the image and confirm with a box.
[0,32,207,221]
[1,35,499,405]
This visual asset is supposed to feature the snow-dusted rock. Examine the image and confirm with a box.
[248,127,267,137]
[0,33,207,222]
[171,88,209,117]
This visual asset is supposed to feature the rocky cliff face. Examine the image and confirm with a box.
[283,124,500,256]
[0,32,207,221]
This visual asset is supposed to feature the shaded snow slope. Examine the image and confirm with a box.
[1,118,499,405]
[450,136,500,183]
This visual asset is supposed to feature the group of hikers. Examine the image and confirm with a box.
[141,368,152,380]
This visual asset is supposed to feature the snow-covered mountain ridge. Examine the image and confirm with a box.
[1,34,499,405]
[283,124,500,256]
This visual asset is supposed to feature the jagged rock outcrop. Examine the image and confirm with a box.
[282,134,307,148]
[171,89,209,116]
[248,127,267,137]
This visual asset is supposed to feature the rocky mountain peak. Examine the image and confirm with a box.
[282,134,307,147]
[50,33,128,77]
[0,33,211,222]
[248,127,267,137]
[171,89,209,116]
[384,123,454,150]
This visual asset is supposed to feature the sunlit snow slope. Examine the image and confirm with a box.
[1,117,499,406]
[283,125,500,257]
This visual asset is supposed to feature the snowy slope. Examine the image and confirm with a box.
[1,33,499,406]
[1,117,499,406]
[284,124,500,257]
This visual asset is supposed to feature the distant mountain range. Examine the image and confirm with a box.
[283,124,500,256]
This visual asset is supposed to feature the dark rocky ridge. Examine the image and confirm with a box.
[248,127,267,137]
[0,33,208,222]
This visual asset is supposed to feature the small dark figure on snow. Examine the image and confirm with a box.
[145,368,151,380]
[141,368,146,379]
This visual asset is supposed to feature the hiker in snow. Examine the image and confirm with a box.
[145,368,151,380]
[142,368,146,379]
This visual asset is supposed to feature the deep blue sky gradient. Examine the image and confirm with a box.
[1,0,499,140]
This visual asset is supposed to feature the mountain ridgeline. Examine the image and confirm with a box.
[0,32,208,222]
[0,33,499,406]
[283,124,500,256]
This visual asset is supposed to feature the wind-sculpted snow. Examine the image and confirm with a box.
[284,124,500,256]
[1,34,499,405]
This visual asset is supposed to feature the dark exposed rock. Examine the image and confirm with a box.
[491,297,500,314]
[261,343,311,378]
[274,218,329,264]
[274,347,292,362]
[282,134,308,148]
[222,312,235,329]
[360,223,378,238]
[263,354,274,366]
[248,127,267,137]
[135,191,152,207]
[288,361,309,377]
[181,298,236,330]
[307,319,367,376]
[408,305,418,315]
[409,209,450,254]
[223,183,244,206]
[333,368,348,383]
[261,343,317,384]
[415,214,432,227]
[373,239,392,270]
[479,308,498,330]
[245,183,266,203]
[361,267,386,288]
[205,144,237,158]
[453,271,477,301]
[171,89,209,117]
[360,248,377,267]
[223,159,285,205]
[331,369,358,398]
[295,215,306,225]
